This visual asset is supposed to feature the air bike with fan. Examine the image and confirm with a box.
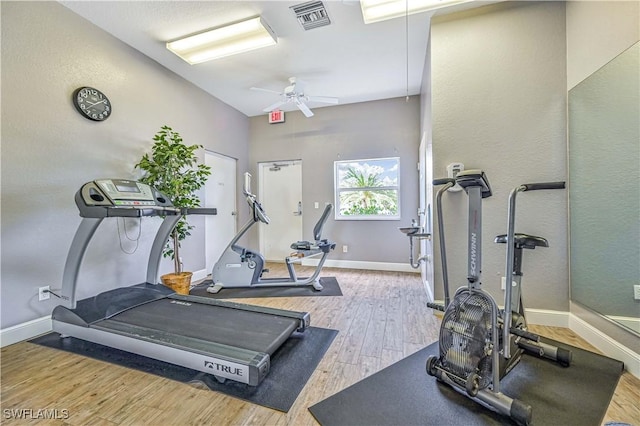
[425,170,571,426]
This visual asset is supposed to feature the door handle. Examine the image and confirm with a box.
[293,201,302,216]
[231,211,237,216]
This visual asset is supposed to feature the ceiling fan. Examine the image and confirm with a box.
[251,77,338,118]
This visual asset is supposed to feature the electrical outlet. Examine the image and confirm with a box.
[38,286,50,301]
[342,245,348,253]
[501,277,516,290]
[634,285,640,301]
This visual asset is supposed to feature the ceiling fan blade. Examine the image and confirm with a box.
[263,101,285,112]
[306,96,339,105]
[295,99,314,118]
[251,87,282,95]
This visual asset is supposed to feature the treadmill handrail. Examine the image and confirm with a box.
[146,207,217,284]
[60,218,103,308]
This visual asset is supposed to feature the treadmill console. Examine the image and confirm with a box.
[94,179,156,206]
[77,179,175,218]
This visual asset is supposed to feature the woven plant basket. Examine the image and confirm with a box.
[160,272,193,295]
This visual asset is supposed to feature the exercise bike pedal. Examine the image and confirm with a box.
[427,302,445,312]
[206,284,223,294]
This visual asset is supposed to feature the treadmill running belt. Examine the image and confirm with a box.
[104,298,298,355]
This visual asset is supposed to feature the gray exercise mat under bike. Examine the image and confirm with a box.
[308,338,623,425]
[191,277,343,299]
[31,325,337,412]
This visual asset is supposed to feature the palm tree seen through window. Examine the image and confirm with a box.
[335,157,400,220]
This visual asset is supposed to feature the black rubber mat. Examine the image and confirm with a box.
[309,338,624,426]
[190,276,342,299]
[30,326,337,412]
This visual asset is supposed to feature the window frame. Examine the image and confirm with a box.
[333,156,401,221]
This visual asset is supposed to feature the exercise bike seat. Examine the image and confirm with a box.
[494,233,549,249]
[288,204,336,257]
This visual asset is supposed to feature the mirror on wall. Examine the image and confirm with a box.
[568,41,639,335]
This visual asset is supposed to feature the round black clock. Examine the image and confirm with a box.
[73,87,112,121]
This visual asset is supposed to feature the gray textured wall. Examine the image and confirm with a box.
[249,97,421,264]
[1,2,249,328]
[430,2,569,311]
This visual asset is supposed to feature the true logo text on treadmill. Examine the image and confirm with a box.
[204,361,244,377]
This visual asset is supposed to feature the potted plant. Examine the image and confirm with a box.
[135,125,211,294]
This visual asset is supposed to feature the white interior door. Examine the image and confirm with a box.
[205,151,237,273]
[419,133,435,302]
[258,161,303,262]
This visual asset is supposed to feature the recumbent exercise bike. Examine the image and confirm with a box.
[207,172,335,294]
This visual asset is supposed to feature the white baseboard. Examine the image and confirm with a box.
[431,306,571,328]
[301,258,420,273]
[524,308,570,328]
[191,268,209,283]
[605,315,640,334]
[1,316,52,348]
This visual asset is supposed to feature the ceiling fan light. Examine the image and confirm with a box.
[167,16,277,64]
[360,0,472,24]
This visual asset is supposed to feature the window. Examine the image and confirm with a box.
[334,157,400,220]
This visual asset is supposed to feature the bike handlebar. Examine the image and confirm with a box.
[433,178,456,186]
[503,179,565,358]
[244,172,253,196]
[520,182,565,191]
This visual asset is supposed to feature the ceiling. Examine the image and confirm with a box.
[59,1,488,118]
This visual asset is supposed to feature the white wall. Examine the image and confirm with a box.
[1,2,249,329]
[249,97,421,264]
[430,2,568,311]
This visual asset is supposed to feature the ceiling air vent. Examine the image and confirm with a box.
[291,1,331,31]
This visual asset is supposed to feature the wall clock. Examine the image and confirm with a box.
[72,87,112,121]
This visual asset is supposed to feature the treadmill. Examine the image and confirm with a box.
[52,179,310,386]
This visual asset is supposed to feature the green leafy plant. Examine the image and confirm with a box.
[135,125,211,273]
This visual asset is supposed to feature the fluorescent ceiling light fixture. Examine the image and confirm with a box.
[167,16,277,64]
[360,0,471,24]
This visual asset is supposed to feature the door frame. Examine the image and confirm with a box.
[419,133,435,302]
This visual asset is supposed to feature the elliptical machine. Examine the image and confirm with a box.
[207,172,335,294]
[426,170,571,426]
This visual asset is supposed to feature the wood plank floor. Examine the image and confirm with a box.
[2,265,638,425]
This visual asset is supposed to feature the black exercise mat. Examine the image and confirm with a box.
[30,326,337,412]
[190,277,342,299]
[309,338,624,426]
